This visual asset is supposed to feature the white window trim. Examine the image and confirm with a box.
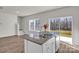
[29,18,40,32]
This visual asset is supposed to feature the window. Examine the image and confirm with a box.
[49,16,72,37]
[29,19,40,38]
[35,19,40,31]
[49,18,60,31]
[60,16,72,37]
[29,19,40,32]
[29,20,35,31]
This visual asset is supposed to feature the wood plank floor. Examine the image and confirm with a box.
[0,36,24,53]
[0,36,79,53]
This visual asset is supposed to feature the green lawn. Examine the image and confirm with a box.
[48,30,72,37]
[59,30,72,37]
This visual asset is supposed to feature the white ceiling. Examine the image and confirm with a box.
[0,6,64,16]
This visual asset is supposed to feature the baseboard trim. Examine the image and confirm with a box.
[0,35,18,39]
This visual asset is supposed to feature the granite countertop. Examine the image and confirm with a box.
[22,34,54,45]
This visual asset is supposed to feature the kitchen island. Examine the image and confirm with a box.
[22,34,59,53]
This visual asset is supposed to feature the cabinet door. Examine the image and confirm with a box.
[55,36,60,51]
[42,43,48,53]
[43,37,56,53]
[27,41,42,53]
[47,41,55,53]
[24,40,28,53]
[47,38,55,53]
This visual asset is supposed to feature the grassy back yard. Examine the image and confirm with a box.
[49,30,72,37]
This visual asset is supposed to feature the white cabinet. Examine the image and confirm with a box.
[42,43,48,53]
[24,39,28,53]
[24,37,58,53]
[42,37,55,53]
[55,36,60,51]
[24,40,42,53]
[27,41,42,53]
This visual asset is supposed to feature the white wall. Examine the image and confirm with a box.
[0,13,17,38]
[21,6,79,47]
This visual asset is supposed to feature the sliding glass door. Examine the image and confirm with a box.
[60,17,72,38]
[49,16,72,44]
